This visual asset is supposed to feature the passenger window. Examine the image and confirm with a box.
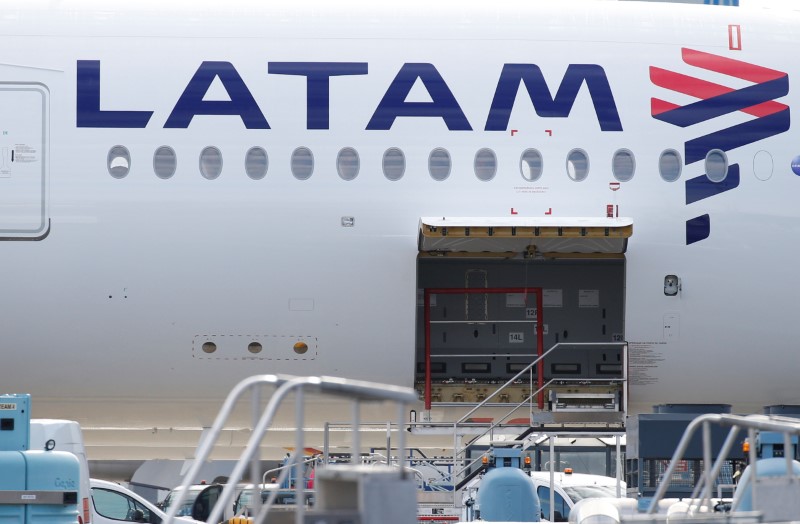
[555,491,569,521]
[538,486,551,519]
[428,148,451,181]
[474,148,497,181]
[537,486,569,522]
[107,145,131,179]
[291,147,314,180]
[566,148,589,181]
[659,149,682,182]
[199,146,223,180]
[245,147,268,180]
[337,147,360,181]
[705,149,728,182]
[383,147,405,181]
[612,149,635,182]
[153,146,177,180]
[520,148,543,182]
[91,487,152,522]
[192,485,222,522]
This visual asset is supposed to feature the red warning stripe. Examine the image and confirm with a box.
[650,66,787,117]
[681,48,784,83]
[650,98,680,116]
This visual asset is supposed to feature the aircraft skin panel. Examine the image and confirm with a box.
[0,0,798,457]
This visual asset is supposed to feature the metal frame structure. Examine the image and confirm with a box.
[423,287,544,410]
[163,374,418,524]
[646,413,800,516]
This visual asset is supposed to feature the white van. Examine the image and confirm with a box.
[530,469,625,522]
[29,419,93,524]
[160,482,242,521]
[91,478,201,524]
[29,419,201,524]
[461,468,625,522]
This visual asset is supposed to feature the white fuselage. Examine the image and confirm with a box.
[0,0,798,460]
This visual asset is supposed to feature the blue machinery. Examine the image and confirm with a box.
[627,404,800,503]
[755,405,800,460]
[0,394,80,524]
[467,445,540,522]
[642,412,800,522]
[626,404,746,501]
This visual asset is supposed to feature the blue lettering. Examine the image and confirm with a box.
[76,60,153,128]
[268,62,368,129]
[76,60,625,132]
[485,64,623,132]
[54,477,77,490]
[165,61,269,129]
[367,63,472,131]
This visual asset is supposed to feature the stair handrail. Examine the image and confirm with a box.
[162,374,418,524]
[261,455,319,486]
[646,413,800,515]
[445,378,626,488]
[481,376,624,443]
[454,342,627,425]
[449,377,558,482]
[449,342,627,495]
[447,376,600,486]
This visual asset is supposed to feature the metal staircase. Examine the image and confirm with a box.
[436,341,628,502]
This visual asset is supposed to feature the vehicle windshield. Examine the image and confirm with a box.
[161,488,202,517]
[562,484,619,502]
[234,489,272,515]
[233,484,314,515]
[234,490,253,515]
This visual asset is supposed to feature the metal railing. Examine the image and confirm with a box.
[261,455,319,486]
[317,422,456,492]
[163,374,417,524]
[449,341,628,489]
[646,413,800,515]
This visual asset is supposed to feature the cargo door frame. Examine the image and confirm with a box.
[423,287,544,410]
